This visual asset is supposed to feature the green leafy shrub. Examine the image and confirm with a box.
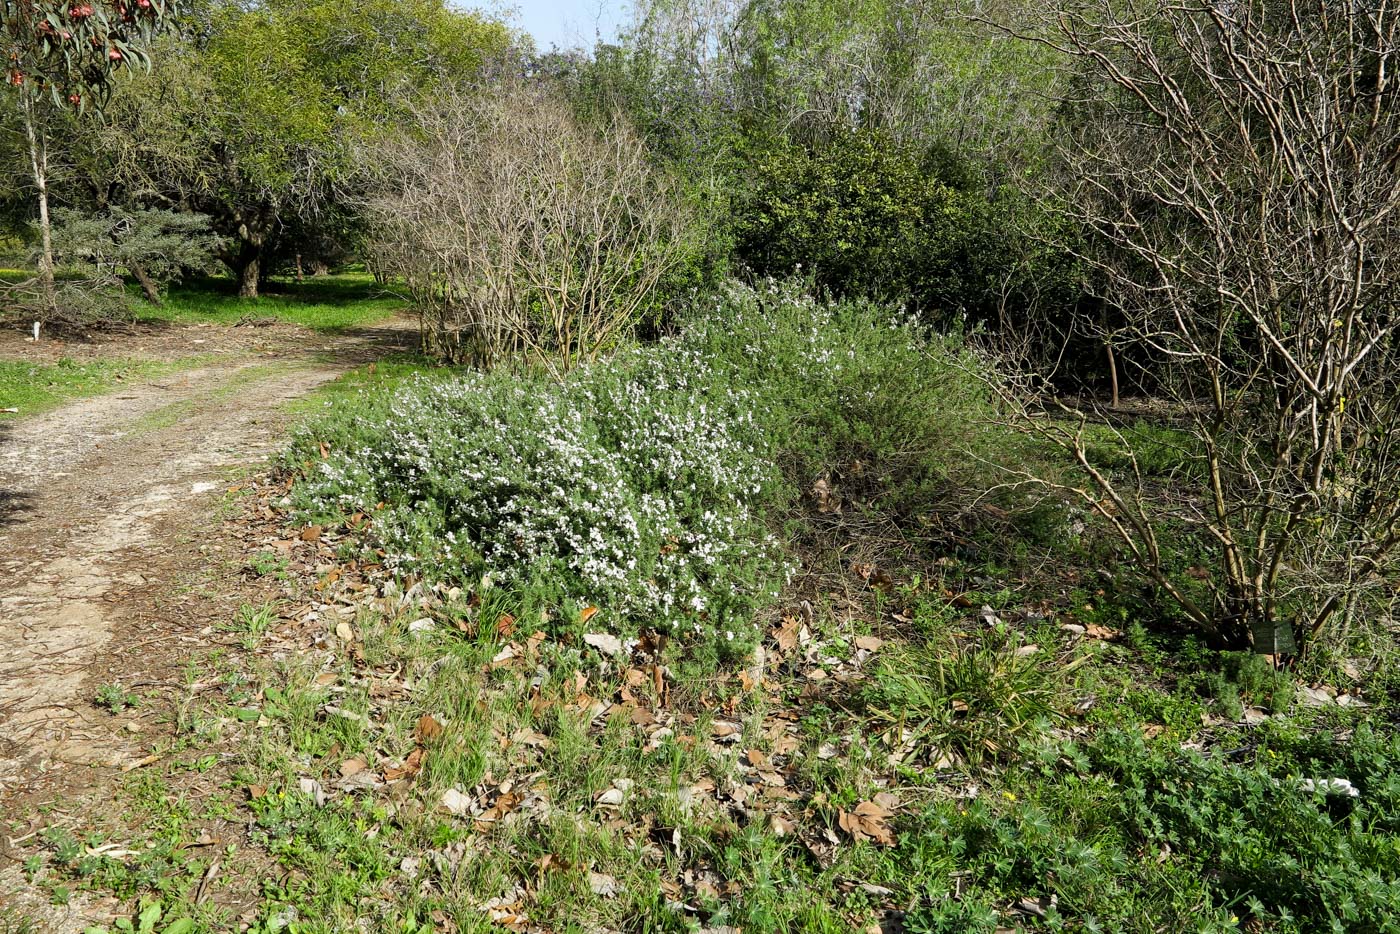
[287,281,994,651]
[732,129,1072,327]
[685,279,995,528]
[734,130,967,302]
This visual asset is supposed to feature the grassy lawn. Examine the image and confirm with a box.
[138,272,408,331]
[0,357,208,419]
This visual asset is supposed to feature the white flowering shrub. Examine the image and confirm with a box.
[289,345,790,651]
[287,280,992,655]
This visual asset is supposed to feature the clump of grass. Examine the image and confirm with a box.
[867,624,1074,764]
[223,603,277,650]
[1197,650,1297,719]
[248,550,289,579]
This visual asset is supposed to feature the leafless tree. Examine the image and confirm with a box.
[361,81,696,374]
[1003,0,1400,652]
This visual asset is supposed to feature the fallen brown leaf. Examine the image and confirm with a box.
[772,618,800,652]
[383,747,424,782]
[839,799,897,846]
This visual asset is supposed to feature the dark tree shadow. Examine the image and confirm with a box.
[0,419,36,529]
[314,319,423,368]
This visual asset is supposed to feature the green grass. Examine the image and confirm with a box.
[283,353,455,418]
[0,357,206,419]
[136,272,407,332]
[222,603,278,651]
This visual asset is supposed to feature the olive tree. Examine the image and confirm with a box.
[1008,0,1400,653]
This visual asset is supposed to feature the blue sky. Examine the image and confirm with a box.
[505,0,631,50]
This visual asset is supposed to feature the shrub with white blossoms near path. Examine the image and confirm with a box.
[288,341,790,654]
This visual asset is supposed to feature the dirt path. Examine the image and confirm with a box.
[0,319,416,798]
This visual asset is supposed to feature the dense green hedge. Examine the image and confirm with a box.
[731,129,1076,327]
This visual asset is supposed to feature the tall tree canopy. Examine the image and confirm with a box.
[79,0,514,296]
[3,0,180,317]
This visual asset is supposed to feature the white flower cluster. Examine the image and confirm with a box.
[574,346,790,626]
[293,347,793,642]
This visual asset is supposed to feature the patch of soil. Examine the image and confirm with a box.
[0,317,417,798]
[0,318,321,365]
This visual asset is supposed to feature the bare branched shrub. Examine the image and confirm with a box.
[1006,1,1400,652]
[0,273,131,331]
[362,81,696,373]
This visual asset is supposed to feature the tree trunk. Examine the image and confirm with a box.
[228,241,262,299]
[1106,340,1120,409]
[130,262,162,305]
[238,255,260,298]
[21,98,56,321]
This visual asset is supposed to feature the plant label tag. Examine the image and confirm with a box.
[1251,618,1296,656]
